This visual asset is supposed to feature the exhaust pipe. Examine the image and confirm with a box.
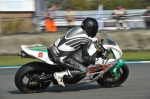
[18,51,34,58]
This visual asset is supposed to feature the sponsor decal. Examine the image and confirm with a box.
[25,45,47,52]
[88,64,111,73]
[106,45,122,55]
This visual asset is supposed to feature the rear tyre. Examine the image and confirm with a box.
[97,63,129,87]
[14,62,51,93]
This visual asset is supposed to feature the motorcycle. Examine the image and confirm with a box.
[15,32,129,93]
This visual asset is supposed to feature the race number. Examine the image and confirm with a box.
[38,52,43,58]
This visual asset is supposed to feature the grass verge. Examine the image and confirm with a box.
[122,51,150,61]
[0,56,39,66]
[0,51,150,66]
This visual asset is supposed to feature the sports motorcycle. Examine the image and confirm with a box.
[15,32,129,93]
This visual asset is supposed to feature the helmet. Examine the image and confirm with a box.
[81,17,98,38]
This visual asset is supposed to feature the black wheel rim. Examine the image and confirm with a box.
[21,70,49,92]
[103,68,123,85]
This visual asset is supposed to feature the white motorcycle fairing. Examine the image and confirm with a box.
[21,44,57,65]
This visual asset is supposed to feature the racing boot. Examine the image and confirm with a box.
[54,69,72,87]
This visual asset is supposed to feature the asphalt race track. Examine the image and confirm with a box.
[0,63,150,99]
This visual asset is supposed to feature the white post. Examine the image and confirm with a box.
[96,4,104,30]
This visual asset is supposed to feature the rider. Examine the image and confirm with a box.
[49,17,105,87]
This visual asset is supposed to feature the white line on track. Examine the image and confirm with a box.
[0,61,150,69]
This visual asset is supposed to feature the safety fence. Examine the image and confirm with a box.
[0,12,150,35]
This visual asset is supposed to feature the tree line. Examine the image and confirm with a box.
[45,0,150,10]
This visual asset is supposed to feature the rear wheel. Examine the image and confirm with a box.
[14,62,51,93]
[97,63,129,87]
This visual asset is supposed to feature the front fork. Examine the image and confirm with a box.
[111,59,124,77]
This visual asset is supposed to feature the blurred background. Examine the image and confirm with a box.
[0,0,150,33]
[0,0,150,56]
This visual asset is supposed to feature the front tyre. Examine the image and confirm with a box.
[14,62,51,93]
[97,63,129,87]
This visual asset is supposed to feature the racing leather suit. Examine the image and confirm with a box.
[49,26,95,75]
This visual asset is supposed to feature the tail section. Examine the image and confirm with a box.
[21,44,57,65]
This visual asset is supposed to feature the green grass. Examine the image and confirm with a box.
[0,56,39,66]
[122,51,150,61]
[0,51,150,66]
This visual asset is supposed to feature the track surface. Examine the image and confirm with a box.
[0,63,150,99]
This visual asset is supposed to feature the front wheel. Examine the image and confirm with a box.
[14,62,51,93]
[97,63,129,87]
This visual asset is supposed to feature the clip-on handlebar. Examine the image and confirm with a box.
[94,39,110,59]
[94,39,105,52]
